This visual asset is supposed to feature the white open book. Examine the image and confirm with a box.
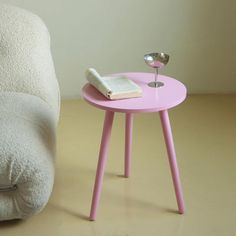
[85,68,142,100]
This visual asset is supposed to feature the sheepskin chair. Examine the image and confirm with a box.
[0,4,60,220]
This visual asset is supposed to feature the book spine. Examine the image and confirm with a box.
[85,68,111,99]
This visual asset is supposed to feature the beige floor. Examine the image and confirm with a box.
[1,95,236,235]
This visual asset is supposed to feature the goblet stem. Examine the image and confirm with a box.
[155,68,158,87]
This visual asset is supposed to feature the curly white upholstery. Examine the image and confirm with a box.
[0,4,60,119]
[0,4,60,220]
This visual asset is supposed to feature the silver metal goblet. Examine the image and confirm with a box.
[144,52,170,88]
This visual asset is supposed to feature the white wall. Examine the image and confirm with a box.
[1,0,236,98]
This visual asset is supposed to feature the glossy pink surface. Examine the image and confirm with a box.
[82,72,187,113]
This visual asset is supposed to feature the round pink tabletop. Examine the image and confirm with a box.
[82,72,187,113]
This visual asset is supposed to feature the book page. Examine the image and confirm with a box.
[85,68,111,98]
[102,76,142,95]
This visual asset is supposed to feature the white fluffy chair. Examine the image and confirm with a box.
[0,4,60,220]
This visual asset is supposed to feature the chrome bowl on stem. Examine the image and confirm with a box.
[144,52,169,88]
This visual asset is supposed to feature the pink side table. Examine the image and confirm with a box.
[82,72,187,221]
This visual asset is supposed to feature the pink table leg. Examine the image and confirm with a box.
[89,110,114,221]
[124,113,133,178]
[159,110,185,214]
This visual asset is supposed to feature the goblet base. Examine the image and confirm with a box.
[148,81,164,88]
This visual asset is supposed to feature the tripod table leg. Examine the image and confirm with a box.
[159,110,185,214]
[89,110,115,221]
[124,113,134,178]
